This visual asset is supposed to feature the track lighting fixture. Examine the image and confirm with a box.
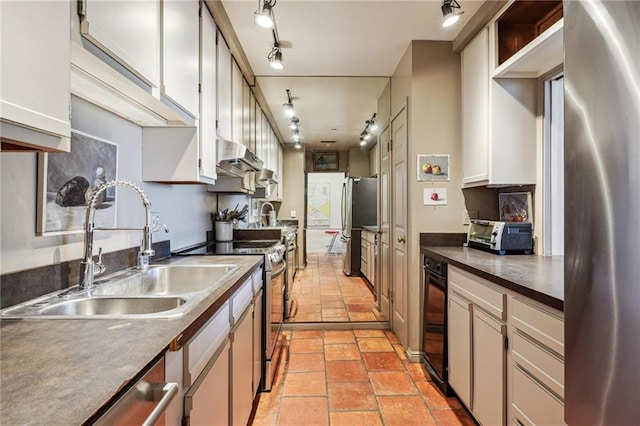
[268,43,284,70]
[359,113,378,147]
[441,0,463,28]
[294,141,302,149]
[254,0,276,28]
[284,90,303,145]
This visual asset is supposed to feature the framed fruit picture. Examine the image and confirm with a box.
[417,154,449,181]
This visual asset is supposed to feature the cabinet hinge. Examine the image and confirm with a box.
[198,159,202,169]
[199,3,203,17]
[77,0,86,18]
[504,335,509,350]
[389,289,393,302]
[198,83,202,93]
[388,141,392,152]
[215,119,219,130]
[68,102,72,120]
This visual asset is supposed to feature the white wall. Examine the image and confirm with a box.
[0,97,216,275]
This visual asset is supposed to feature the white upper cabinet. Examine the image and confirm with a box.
[232,60,244,144]
[199,4,217,181]
[80,0,160,89]
[242,79,251,148]
[162,0,200,117]
[1,0,71,152]
[461,27,537,187]
[217,33,232,141]
[141,3,216,184]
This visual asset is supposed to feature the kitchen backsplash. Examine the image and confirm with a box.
[0,241,170,309]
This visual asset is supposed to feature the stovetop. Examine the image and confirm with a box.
[172,240,282,256]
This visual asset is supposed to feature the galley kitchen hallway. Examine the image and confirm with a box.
[250,253,474,425]
[286,253,385,323]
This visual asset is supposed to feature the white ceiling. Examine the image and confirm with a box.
[221,0,484,151]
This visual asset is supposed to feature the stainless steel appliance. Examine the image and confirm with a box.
[283,228,297,319]
[341,177,377,275]
[467,219,533,255]
[422,255,449,394]
[172,240,286,391]
[564,1,640,423]
[94,357,178,425]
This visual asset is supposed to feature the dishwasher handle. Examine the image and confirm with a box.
[142,382,179,426]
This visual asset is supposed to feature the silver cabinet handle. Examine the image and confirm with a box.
[142,382,179,426]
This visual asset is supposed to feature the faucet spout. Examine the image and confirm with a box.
[79,180,155,289]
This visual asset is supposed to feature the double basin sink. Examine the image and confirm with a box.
[1,262,238,319]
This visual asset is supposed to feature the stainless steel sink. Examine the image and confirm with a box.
[39,297,186,316]
[91,264,237,296]
[0,262,239,319]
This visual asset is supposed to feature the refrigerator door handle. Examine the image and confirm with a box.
[341,181,347,232]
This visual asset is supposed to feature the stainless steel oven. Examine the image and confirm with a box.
[283,229,297,319]
[264,253,285,390]
[171,239,286,392]
[422,254,449,394]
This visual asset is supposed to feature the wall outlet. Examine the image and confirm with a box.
[462,209,471,226]
[291,210,297,218]
[151,211,161,228]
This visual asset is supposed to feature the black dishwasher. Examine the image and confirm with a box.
[422,255,449,395]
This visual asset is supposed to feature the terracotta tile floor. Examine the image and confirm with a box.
[250,329,475,426]
[287,253,385,323]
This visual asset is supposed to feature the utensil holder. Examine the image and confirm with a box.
[215,222,233,241]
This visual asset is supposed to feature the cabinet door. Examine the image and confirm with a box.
[461,27,489,184]
[185,339,230,426]
[243,79,251,148]
[231,306,254,426]
[473,308,506,426]
[217,33,232,141]
[232,60,244,144]
[0,0,71,151]
[199,6,217,180]
[162,0,199,117]
[448,292,473,409]
[253,290,264,395]
[81,0,160,88]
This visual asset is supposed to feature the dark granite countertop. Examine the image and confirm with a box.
[422,246,564,311]
[0,255,263,425]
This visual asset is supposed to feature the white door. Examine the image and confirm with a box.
[391,103,408,344]
[378,124,391,320]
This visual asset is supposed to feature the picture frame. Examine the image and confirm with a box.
[417,154,450,181]
[499,192,533,224]
[37,130,119,235]
[313,152,339,171]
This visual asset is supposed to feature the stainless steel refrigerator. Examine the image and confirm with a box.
[341,177,377,275]
[564,1,640,423]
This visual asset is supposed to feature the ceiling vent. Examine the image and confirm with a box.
[321,140,336,144]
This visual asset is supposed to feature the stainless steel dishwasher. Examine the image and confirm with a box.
[94,357,178,425]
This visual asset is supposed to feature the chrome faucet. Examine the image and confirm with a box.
[260,202,276,227]
[78,180,167,289]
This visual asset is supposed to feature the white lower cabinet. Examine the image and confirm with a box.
[230,305,254,426]
[448,267,506,425]
[448,292,473,409]
[447,265,565,426]
[185,339,230,426]
[473,308,506,426]
[253,289,264,395]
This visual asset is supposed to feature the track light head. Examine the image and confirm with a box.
[441,0,463,27]
[289,117,299,130]
[294,141,302,149]
[283,103,295,118]
[268,44,284,70]
[254,0,275,28]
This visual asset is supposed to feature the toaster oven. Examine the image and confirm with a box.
[467,219,533,255]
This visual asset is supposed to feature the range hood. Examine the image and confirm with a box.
[255,167,279,187]
[216,136,263,177]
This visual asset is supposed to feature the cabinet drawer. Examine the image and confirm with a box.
[449,268,506,320]
[231,278,253,325]
[185,301,230,386]
[512,365,564,426]
[512,297,564,356]
[512,331,564,397]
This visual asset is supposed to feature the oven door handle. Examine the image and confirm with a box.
[271,260,286,278]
